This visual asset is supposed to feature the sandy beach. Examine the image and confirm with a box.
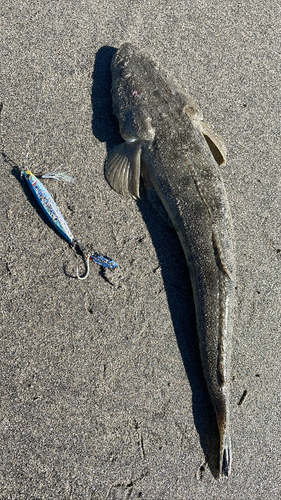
[1,1,280,498]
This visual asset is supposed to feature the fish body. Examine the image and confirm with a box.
[105,43,236,477]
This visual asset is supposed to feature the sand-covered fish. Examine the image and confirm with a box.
[105,43,236,478]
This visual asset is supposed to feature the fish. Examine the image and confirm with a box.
[104,43,236,478]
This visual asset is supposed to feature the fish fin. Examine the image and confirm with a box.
[105,141,141,198]
[200,121,227,166]
[184,105,227,166]
[216,408,232,478]
[220,433,232,478]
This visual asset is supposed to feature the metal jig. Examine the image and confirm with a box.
[21,168,118,279]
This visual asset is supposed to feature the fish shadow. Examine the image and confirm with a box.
[91,46,220,479]
[91,45,120,152]
[137,196,220,479]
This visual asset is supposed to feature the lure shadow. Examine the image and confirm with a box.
[91,46,220,478]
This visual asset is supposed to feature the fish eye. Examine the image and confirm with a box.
[25,173,31,180]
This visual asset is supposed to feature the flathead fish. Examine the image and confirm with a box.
[105,43,236,478]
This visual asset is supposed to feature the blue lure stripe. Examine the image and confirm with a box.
[90,253,119,269]
[22,170,74,243]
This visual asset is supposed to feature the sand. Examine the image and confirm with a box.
[1,0,280,498]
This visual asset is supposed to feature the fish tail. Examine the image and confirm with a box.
[216,406,232,478]
[219,432,232,478]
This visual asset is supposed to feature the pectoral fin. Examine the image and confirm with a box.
[184,104,227,166]
[105,141,141,198]
[200,121,227,166]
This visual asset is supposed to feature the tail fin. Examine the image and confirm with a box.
[220,433,232,477]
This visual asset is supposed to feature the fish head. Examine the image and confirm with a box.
[111,43,155,143]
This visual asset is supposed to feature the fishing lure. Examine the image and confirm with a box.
[21,168,118,279]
